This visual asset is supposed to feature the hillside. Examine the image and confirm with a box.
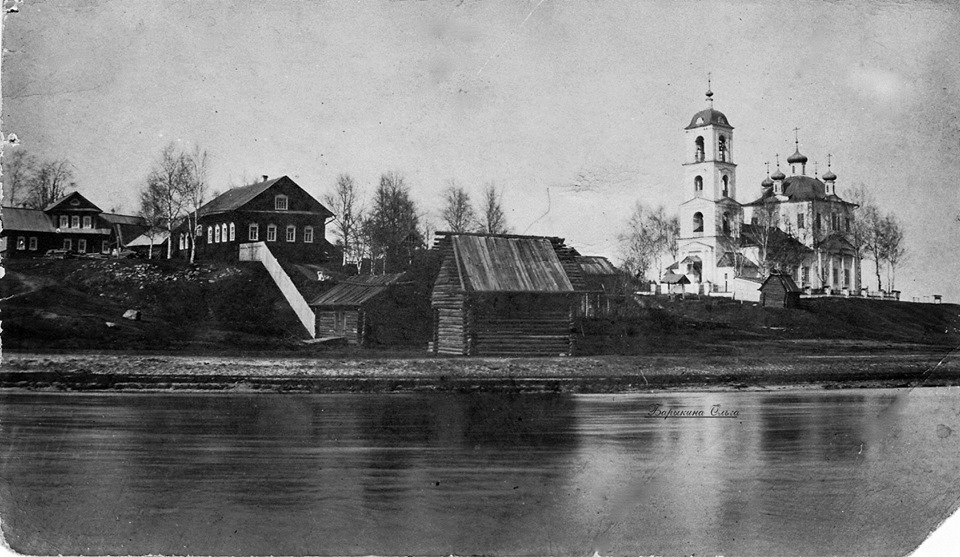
[1,258,958,355]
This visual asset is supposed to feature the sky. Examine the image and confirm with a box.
[2,0,959,302]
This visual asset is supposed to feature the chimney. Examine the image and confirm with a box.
[261,174,268,182]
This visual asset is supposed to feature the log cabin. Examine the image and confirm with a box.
[310,273,425,345]
[430,232,585,357]
[759,272,802,308]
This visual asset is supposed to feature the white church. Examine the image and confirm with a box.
[663,85,860,298]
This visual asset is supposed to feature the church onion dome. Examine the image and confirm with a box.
[787,148,808,165]
[761,176,774,187]
[685,108,733,129]
[771,169,786,181]
[822,169,837,181]
[782,175,827,200]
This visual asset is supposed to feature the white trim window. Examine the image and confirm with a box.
[28,237,38,251]
[207,226,214,244]
[59,215,69,229]
[71,216,80,228]
[229,222,236,241]
[64,238,73,251]
[286,225,296,242]
[304,226,314,243]
[267,224,277,242]
[179,234,186,250]
[215,224,222,243]
[78,239,87,253]
[221,223,228,242]
[16,237,25,250]
[249,223,259,241]
[82,216,92,229]
[102,240,110,253]
[275,195,288,211]
[195,225,202,237]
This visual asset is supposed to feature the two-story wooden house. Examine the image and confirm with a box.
[175,175,334,262]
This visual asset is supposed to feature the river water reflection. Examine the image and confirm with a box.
[1,388,959,555]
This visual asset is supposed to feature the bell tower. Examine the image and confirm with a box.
[675,79,744,290]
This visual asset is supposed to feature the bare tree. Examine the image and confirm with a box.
[480,182,508,235]
[843,184,875,290]
[858,203,886,291]
[323,173,364,266]
[743,200,780,278]
[880,212,906,291]
[362,172,423,273]
[2,149,36,207]
[183,146,210,264]
[138,187,165,259]
[23,159,76,209]
[440,180,477,233]
[142,144,190,259]
[618,202,679,280]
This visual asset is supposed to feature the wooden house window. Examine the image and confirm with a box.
[304,226,314,243]
[286,225,296,242]
[229,223,236,241]
[83,216,92,229]
[195,225,202,237]
[215,224,222,243]
[28,237,38,251]
[221,223,228,242]
[275,195,288,211]
[71,216,80,228]
[207,226,214,244]
[59,216,68,228]
[248,223,259,241]
[16,237,25,250]
[101,241,110,253]
[179,234,186,250]
[267,224,277,242]
[78,239,87,253]
[63,239,72,251]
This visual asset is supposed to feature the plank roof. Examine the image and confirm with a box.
[577,255,618,276]
[1,207,57,233]
[197,177,283,216]
[451,235,574,293]
[310,273,406,307]
[760,272,802,293]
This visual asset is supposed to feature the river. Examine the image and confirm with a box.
[1,388,958,556]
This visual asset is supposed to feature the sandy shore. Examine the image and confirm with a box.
[2,343,958,393]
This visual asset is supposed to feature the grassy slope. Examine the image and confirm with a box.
[2,259,959,354]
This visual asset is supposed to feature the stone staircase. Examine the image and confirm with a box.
[238,242,316,338]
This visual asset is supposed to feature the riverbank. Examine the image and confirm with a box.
[3,342,958,393]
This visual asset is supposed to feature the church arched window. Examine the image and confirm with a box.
[694,176,703,194]
[721,175,729,197]
[722,211,731,235]
[693,212,704,233]
[695,137,705,162]
[718,135,728,162]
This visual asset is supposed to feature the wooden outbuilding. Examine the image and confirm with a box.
[430,232,584,357]
[759,272,802,308]
[576,255,620,317]
[310,273,425,345]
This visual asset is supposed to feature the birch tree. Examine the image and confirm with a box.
[480,182,508,235]
[142,144,190,259]
[183,146,210,264]
[362,172,423,273]
[324,173,364,266]
[440,180,477,233]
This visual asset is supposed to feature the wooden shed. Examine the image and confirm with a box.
[310,273,423,345]
[430,232,583,357]
[759,272,802,308]
[577,255,620,317]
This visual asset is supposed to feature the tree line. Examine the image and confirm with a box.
[324,174,509,274]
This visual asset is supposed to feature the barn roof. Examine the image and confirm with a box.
[100,213,146,226]
[760,272,801,293]
[577,255,618,276]
[310,273,406,307]
[449,234,575,293]
[125,230,169,247]
[1,207,57,233]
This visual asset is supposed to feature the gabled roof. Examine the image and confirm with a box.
[815,233,858,254]
[1,207,57,233]
[679,255,702,265]
[44,191,102,213]
[760,272,801,293]
[197,177,284,216]
[310,273,406,307]
[661,272,690,284]
[442,233,575,293]
[740,224,812,253]
[717,251,758,268]
[125,230,170,247]
[577,255,618,276]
